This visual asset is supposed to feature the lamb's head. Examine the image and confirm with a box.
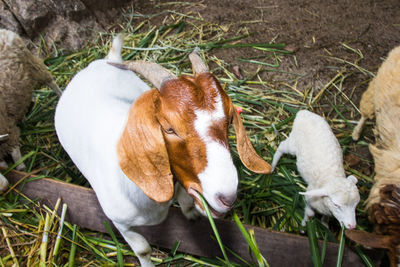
[109,50,271,217]
[303,175,360,229]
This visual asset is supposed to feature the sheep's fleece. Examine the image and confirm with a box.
[272,110,360,229]
[347,46,400,267]
[0,29,59,192]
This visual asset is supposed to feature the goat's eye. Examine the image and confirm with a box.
[164,127,177,135]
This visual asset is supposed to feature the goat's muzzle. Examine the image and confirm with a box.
[188,187,225,218]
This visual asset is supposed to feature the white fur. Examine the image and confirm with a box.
[271,110,360,229]
[54,35,234,266]
[55,36,165,267]
[194,96,238,214]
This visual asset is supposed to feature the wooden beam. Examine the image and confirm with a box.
[5,171,376,266]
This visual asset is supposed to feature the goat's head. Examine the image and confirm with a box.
[110,50,271,217]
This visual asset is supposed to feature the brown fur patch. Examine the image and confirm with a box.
[156,73,231,193]
[117,90,174,203]
[118,71,271,202]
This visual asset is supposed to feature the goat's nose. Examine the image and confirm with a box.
[216,194,237,209]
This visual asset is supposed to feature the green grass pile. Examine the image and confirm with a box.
[1,4,376,266]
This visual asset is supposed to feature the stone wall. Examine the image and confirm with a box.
[0,0,132,53]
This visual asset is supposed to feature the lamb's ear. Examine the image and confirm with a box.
[347,175,358,184]
[232,109,272,174]
[117,89,174,203]
[345,230,392,249]
[300,188,329,197]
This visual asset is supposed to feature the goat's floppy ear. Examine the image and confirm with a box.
[232,110,272,174]
[117,90,174,203]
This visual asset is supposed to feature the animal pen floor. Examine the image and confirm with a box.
[1,0,399,266]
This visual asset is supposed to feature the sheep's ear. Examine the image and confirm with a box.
[345,230,392,249]
[347,175,358,184]
[117,89,174,203]
[300,188,328,197]
[232,109,272,174]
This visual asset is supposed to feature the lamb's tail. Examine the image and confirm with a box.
[106,33,124,63]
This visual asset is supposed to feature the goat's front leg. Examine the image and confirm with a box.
[113,222,154,267]
[175,183,201,220]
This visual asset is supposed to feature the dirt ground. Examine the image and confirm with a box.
[134,0,399,96]
[129,0,399,178]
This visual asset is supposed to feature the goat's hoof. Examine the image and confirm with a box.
[182,206,201,220]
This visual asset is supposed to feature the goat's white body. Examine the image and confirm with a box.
[272,110,360,229]
[56,56,176,266]
[55,59,174,227]
[55,35,252,266]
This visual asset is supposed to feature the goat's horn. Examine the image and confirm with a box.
[108,61,176,89]
[189,48,208,74]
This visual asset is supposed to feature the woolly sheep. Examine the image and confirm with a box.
[271,110,360,229]
[347,46,400,267]
[55,34,270,267]
[0,29,61,192]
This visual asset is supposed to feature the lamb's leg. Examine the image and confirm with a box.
[48,80,62,96]
[352,79,375,141]
[0,173,8,193]
[301,204,315,227]
[352,116,367,141]
[10,146,26,171]
[321,215,330,229]
[175,183,200,220]
[113,222,154,267]
[271,139,292,172]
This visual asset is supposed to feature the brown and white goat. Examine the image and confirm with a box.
[54,34,271,266]
[347,46,400,267]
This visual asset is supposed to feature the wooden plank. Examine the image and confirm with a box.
[5,171,375,266]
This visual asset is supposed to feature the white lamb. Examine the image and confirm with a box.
[271,110,360,229]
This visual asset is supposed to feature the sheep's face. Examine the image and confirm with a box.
[303,175,360,229]
[325,175,360,229]
[156,73,238,217]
